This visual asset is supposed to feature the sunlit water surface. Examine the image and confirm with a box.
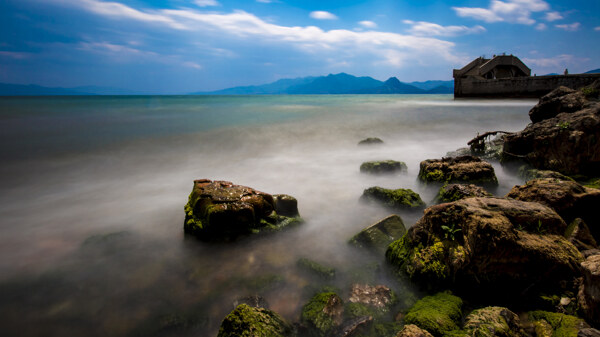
[0,95,536,336]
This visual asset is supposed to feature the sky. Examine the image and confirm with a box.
[0,0,598,93]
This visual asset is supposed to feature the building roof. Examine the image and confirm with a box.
[453,55,530,79]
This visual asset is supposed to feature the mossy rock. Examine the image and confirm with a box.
[464,306,524,337]
[527,311,588,337]
[418,156,498,186]
[297,258,336,280]
[403,292,463,337]
[433,184,491,204]
[359,137,384,145]
[301,292,344,337]
[517,167,574,182]
[349,215,407,254]
[217,303,293,337]
[361,187,426,211]
[360,160,407,175]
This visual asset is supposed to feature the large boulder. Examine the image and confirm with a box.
[386,197,583,295]
[528,86,587,123]
[503,101,600,175]
[349,215,407,254]
[418,156,498,186]
[360,160,407,175]
[506,178,600,240]
[361,187,426,211]
[217,303,293,337]
[183,179,302,240]
[300,292,344,337]
[433,183,491,204]
[578,254,600,326]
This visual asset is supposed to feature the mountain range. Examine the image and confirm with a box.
[194,73,454,95]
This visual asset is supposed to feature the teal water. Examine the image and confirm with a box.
[0,95,536,336]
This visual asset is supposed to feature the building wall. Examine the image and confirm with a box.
[454,74,600,98]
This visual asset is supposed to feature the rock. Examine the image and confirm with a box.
[463,306,524,337]
[217,303,293,337]
[386,197,583,294]
[348,284,395,311]
[403,292,463,337]
[578,328,600,337]
[433,184,491,204]
[349,215,407,254]
[578,254,600,326]
[517,168,574,182]
[297,258,336,280]
[273,194,300,217]
[567,219,598,251]
[233,295,270,309]
[396,324,434,337]
[528,311,589,337]
[361,187,426,211]
[418,156,498,186]
[529,86,587,123]
[358,137,384,145]
[360,160,407,175]
[503,102,600,175]
[183,179,302,240]
[582,249,600,258]
[336,316,373,337]
[506,178,600,240]
[301,292,344,337]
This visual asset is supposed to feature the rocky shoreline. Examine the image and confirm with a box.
[186,81,600,337]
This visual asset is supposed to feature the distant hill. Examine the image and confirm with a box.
[0,83,92,96]
[585,69,600,74]
[197,73,452,95]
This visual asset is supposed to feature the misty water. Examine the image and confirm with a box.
[0,95,536,336]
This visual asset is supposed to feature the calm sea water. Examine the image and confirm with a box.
[0,95,536,336]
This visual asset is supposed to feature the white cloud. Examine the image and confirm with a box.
[523,54,589,69]
[309,11,338,20]
[535,23,547,30]
[544,11,562,21]
[358,20,377,29]
[256,0,274,2]
[595,26,600,31]
[453,0,550,25]
[194,0,219,6]
[403,20,486,37]
[57,0,464,69]
[0,51,32,59]
[183,61,202,69]
[555,22,580,31]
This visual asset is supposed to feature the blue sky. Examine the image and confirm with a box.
[1,0,598,93]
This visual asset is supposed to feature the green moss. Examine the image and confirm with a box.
[301,292,343,337]
[386,235,453,282]
[344,302,374,320]
[412,241,449,280]
[386,234,413,271]
[217,303,292,337]
[419,169,447,183]
[528,311,584,337]
[464,307,520,337]
[374,322,404,337]
[404,292,463,337]
[297,258,336,279]
[360,160,408,175]
[362,187,426,210]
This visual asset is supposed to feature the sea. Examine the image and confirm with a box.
[0,94,536,336]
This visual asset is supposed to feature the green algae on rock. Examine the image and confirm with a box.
[360,160,407,175]
[349,214,407,254]
[404,292,463,337]
[361,187,426,211]
[527,311,589,337]
[183,179,302,240]
[418,156,498,186]
[297,258,336,280]
[301,292,344,337]
[397,324,435,337]
[217,303,293,337]
[463,307,524,337]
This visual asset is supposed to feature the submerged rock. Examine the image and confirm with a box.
[418,156,498,186]
[403,292,463,337]
[361,187,426,211]
[433,183,491,204]
[463,306,524,337]
[183,179,302,240]
[529,86,587,123]
[301,292,344,337]
[217,303,293,337]
[578,254,600,326]
[506,178,600,240]
[517,168,574,182]
[503,101,600,175]
[360,160,407,175]
[386,197,583,294]
[349,214,407,254]
[297,258,336,280]
[358,137,384,145]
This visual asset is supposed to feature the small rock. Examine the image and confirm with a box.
[358,137,384,145]
[433,183,491,204]
[360,160,407,175]
[464,306,524,337]
[297,258,336,279]
[349,215,407,254]
[578,255,600,325]
[361,187,426,211]
[396,324,434,337]
[301,292,344,337]
[348,284,394,310]
[567,218,598,251]
[403,292,462,337]
[217,304,292,337]
[418,156,498,186]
